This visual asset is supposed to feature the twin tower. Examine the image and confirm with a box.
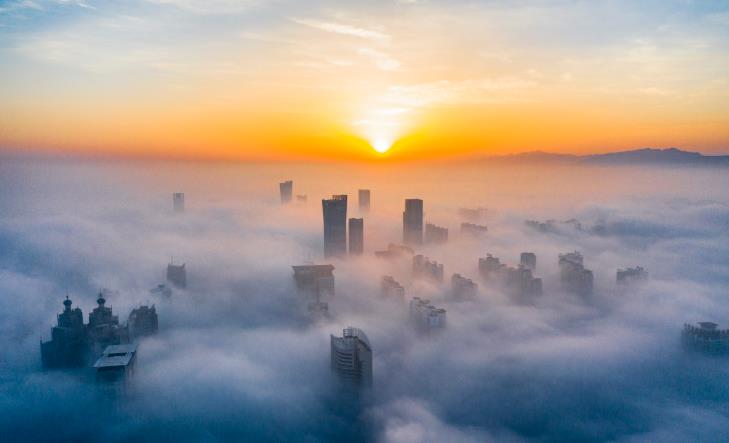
[322,190,369,258]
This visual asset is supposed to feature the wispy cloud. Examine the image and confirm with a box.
[291,17,390,42]
[358,47,400,71]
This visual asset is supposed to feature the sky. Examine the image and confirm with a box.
[1,160,729,442]
[1,0,729,161]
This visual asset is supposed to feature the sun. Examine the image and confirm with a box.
[371,137,393,153]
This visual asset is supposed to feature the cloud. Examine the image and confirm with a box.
[359,47,401,71]
[291,17,390,42]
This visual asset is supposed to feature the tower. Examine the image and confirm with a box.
[279,180,293,204]
[358,189,371,213]
[403,199,423,245]
[348,218,363,255]
[173,192,185,213]
[322,195,347,257]
[331,327,372,387]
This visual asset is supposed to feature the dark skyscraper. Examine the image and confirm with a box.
[173,192,185,213]
[403,199,423,245]
[348,217,363,255]
[322,195,347,257]
[167,261,187,289]
[279,180,293,204]
[358,189,370,212]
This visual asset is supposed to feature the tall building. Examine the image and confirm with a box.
[40,297,86,368]
[358,189,371,212]
[461,222,488,236]
[331,327,372,387]
[348,218,364,255]
[520,252,537,271]
[559,251,593,296]
[682,322,729,353]
[381,276,405,299]
[479,254,506,280]
[403,199,423,245]
[173,192,185,213]
[167,261,187,289]
[425,223,448,244]
[451,273,478,299]
[506,266,543,298]
[617,266,648,286]
[150,283,172,298]
[292,264,335,298]
[93,343,137,386]
[409,297,446,333]
[128,305,159,340]
[458,207,488,221]
[87,292,126,357]
[322,195,348,257]
[279,180,293,204]
[374,243,414,260]
[413,254,444,282]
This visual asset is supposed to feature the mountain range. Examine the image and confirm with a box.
[481,148,729,166]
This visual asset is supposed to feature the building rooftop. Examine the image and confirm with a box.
[93,343,138,369]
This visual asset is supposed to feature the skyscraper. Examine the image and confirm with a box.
[173,192,185,213]
[520,252,537,271]
[167,261,187,289]
[330,327,372,387]
[322,195,347,257]
[348,218,363,255]
[403,199,423,245]
[279,180,293,204]
[358,189,371,212]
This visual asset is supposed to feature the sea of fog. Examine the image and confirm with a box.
[1,159,729,442]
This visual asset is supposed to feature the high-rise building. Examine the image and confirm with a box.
[461,222,488,236]
[409,297,446,333]
[279,180,293,204]
[358,189,371,212]
[458,207,489,221]
[323,195,348,257]
[617,266,648,286]
[559,251,593,296]
[374,243,414,260]
[403,199,423,245]
[425,223,448,244]
[413,254,444,282]
[167,261,187,289]
[451,273,478,299]
[479,254,506,280]
[506,266,543,298]
[520,252,537,271]
[331,327,372,387]
[150,283,172,298]
[173,192,185,213]
[128,305,158,340]
[682,322,729,353]
[381,276,405,299]
[87,292,126,357]
[93,343,137,385]
[348,218,364,255]
[40,297,86,368]
[292,264,335,298]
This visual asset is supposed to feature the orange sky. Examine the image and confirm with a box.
[1,1,728,161]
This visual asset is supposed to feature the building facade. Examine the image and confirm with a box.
[279,180,293,204]
[167,262,187,289]
[425,223,448,244]
[413,254,444,282]
[331,327,372,387]
[358,189,370,212]
[403,199,424,245]
[323,195,348,257]
[173,192,185,213]
[348,217,364,255]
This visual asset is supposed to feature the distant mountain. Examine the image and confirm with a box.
[481,148,729,166]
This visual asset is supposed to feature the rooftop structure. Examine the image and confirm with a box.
[403,199,424,245]
[323,195,348,257]
[461,222,488,236]
[94,343,138,384]
[166,261,187,289]
[41,297,86,368]
[413,254,444,282]
[451,273,478,299]
[381,276,405,299]
[331,327,372,387]
[358,189,371,213]
[128,305,158,340]
[279,180,293,204]
[617,266,648,286]
[348,218,364,255]
[520,252,537,271]
[425,223,448,244]
[150,283,172,298]
[374,243,414,260]
[682,322,729,353]
[409,297,446,333]
[87,292,127,357]
[292,264,335,298]
[559,251,593,296]
[173,192,185,213]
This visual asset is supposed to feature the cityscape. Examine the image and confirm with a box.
[2,1,729,442]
